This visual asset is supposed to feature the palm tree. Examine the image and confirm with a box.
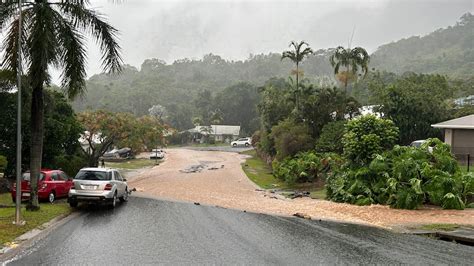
[329,46,370,92]
[281,41,313,90]
[281,41,313,111]
[1,0,122,210]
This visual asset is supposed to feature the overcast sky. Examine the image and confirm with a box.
[73,0,473,78]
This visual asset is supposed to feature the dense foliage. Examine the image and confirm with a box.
[78,110,166,166]
[255,78,360,160]
[372,73,453,145]
[315,120,346,154]
[273,152,340,184]
[0,155,7,173]
[270,119,314,161]
[327,139,473,209]
[0,90,84,176]
[342,115,399,165]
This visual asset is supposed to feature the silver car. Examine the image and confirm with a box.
[68,167,129,208]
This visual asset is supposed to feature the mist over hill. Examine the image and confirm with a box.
[370,13,473,79]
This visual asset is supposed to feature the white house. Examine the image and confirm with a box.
[186,125,241,143]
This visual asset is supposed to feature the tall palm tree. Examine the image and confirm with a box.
[281,41,313,90]
[329,46,370,92]
[1,0,122,210]
[281,41,313,111]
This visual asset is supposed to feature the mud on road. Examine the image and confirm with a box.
[128,148,474,230]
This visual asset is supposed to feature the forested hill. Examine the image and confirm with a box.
[73,51,334,115]
[370,13,473,79]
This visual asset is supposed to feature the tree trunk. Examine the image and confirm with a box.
[296,63,299,111]
[27,86,44,211]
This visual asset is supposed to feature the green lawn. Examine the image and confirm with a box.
[240,150,326,198]
[105,158,159,170]
[0,193,72,247]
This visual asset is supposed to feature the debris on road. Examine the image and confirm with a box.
[180,164,206,173]
[293,213,311,220]
[288,191,311,199]
[194,202,201,205]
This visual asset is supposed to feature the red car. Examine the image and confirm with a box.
[11,169,73,203]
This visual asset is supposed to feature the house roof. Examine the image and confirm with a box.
[431,115,474,129]
[186,125,241,136]
[210,125,240,136]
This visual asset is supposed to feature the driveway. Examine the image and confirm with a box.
[6,197,473,265]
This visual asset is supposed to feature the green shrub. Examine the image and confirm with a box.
[342,115,399,165]
[0,155,7,173]
[273,151,339,185]
[315,120,346,154]
[52,154,88,177]
[326,138,474,210]
[270,118,314,161]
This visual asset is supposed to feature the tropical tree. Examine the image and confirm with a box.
[329,46,370,91]
[0,0,122,210]
[281,41,313,109]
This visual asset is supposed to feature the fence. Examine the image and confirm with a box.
[454,153,472,172]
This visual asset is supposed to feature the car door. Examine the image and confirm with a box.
[60,171,72,196]
[50,172,64,197]
[113,171,124,196]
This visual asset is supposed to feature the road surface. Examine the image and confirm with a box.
[6,197,473,265]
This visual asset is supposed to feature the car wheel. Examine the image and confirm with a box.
[119,188,129,202]
[69,200,78,208]
[48,191,56,203]
[110,192,117,208]
[245,143,250,147]
[232,143,237,147]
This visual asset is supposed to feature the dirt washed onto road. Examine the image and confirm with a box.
[129,148,474,230]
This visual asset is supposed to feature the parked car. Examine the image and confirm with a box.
[103,147,133,159]
[149,149,165,160]
[231,137,252,147]
[410,139,433,152]
[68,167,129,208]
[11,169,73,203]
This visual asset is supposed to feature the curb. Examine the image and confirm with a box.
[0,211,79,264]
[409,228,474,245]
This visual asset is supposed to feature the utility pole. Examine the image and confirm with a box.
[15,0,23,226]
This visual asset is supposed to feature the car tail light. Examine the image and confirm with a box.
[104,184,113,190]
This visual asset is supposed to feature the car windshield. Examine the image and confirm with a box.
[22,172,45,181]
[74,171,110,181]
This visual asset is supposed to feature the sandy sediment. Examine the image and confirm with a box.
[129,148,474,230]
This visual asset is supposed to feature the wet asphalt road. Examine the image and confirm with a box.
[8,197,474,265]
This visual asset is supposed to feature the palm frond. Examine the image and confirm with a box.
[27,3,60,88]
[51,8,86,99]
[58,2,122,73]
[0,1,18,32]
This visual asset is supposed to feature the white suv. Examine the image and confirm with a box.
[68,168,129,208]
[231,137,252,147]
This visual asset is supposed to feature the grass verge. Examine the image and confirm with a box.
[105,158,159,170]
[0,193,72,247]
[419,223,460,231]
[240,150,326,197]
